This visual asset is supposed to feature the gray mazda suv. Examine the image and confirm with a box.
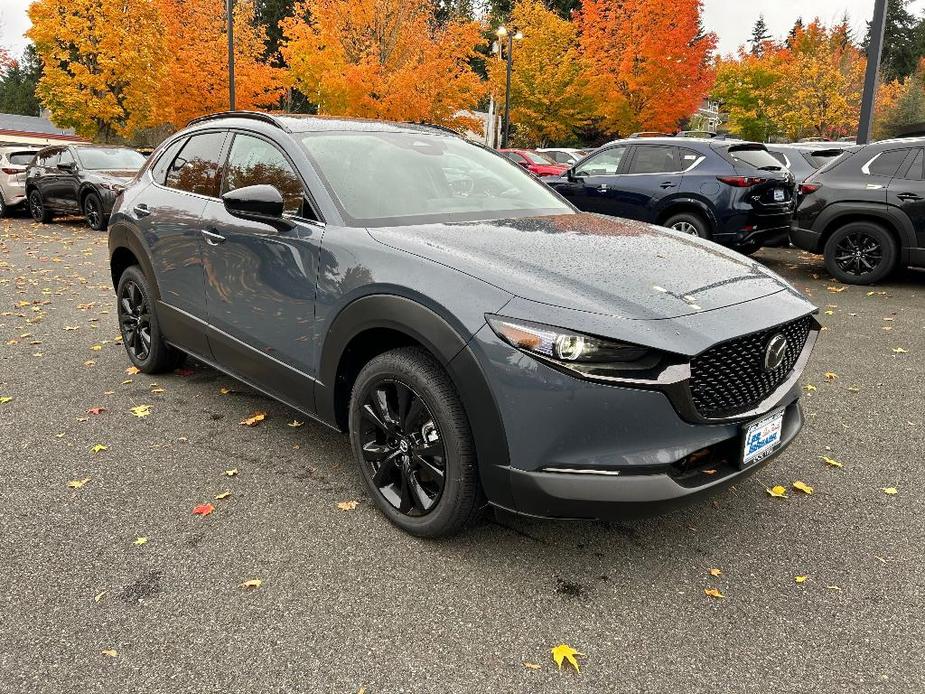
[108,112,819,537]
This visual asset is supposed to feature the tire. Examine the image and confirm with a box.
[29,189,52,223]
[348,347,483,538]
[0,193,7,218]
[823,222,898,285]
[116,265,185,373]
[664,211,710,239]
[83,191,108,231]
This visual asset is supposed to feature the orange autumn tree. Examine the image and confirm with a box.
[280,0,485,127]
[156,0,285,129]
[487,0,599,145]
[27,0,165,140]
[576,0,716,135]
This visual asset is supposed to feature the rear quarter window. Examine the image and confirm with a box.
[864,149,909,177]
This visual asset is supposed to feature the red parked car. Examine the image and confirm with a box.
[499,149,569,177]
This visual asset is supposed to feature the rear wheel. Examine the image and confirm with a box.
[348,347,482,537]
[83,191,107,231]
[0,193,7,218]
[823,222,897,285]
[116,265,185,373]
[29,189,52,223]
[664,211,710,239]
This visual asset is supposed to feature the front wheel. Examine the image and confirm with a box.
[823,222,897,285]
[663,211,710,239]
[116,265,186,373]
[83,191,107,231]
[29,189,52,223]
[348,347,483,537]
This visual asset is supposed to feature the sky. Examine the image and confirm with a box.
[2,0,925,59]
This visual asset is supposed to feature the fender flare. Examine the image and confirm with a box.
[814,201,916,253]
[315,294,513,507]
[108,222,160,299]
[657,196,718,231]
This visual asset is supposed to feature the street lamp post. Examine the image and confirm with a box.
[858,0,887,145]
[496,26,523,149]
[226,0,236,111]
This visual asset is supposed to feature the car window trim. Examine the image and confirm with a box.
[623,145,703,176]
[221,128,325,226]
[151,128,231,201]
[862,149,911,177]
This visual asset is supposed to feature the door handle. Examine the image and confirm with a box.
[896,192,923,201]
[201,229,226,245]
[595,184,609,192]
[133,203,150,217]
[659,181,677,189]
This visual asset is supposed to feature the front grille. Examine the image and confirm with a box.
[689,316,813,419]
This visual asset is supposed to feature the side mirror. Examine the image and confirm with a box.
[57,161,75,172]
[567,168,582,182]
[221,184,293,231]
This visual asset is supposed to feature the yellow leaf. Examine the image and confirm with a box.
[550,643,584,672]
[892,347,908,354]
[803,384,817,392]
[240,411,267,427]
[0,396,12,405]
[792,481,814,495]
[823,310,833,315]
[826,285,847,293]
[882,487,898,495]
[224,468,238,477]
[795,576,808,584]
[130,404,151,418]
[824,372,838,381]
[820,455,843,468]
[133,536,148,546]
[337,500,359,511]
[287,420,304,428]
[101,649,118,658]
[84,360,95,367]
[121,379,133,385]
[67,478,91,489]
[219,387,231,395]
[90,444,108,453]
[126,366,140,375]
[766,485,788,498]
[708,568,722,577]
[214,491,232,500]
[704,587,725,599]
[523,661,542,670]
[94,591,106,603]
[90,344,102,351]
[241,579,262,589]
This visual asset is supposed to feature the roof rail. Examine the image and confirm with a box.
[185,111,286,131]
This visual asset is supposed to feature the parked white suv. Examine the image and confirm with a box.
[0,146,39,216]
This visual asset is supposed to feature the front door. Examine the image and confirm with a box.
[617,144,684,222]
[201,131,324,413]
[556,145,629,216]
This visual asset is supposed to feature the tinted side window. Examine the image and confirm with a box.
[151,137,187,185]
[629,145,678,174]
[222,134,305,215]
[896,149,923,181]
[165,132,226,196]
[58,149,74,167]
[768,151,789,167]
[679,148,702,170]
[576,146,626,176]
[866,149,908,177]
[728,146,782,170]
[42,150,61,168]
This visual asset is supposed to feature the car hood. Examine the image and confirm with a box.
[368,213,804,320]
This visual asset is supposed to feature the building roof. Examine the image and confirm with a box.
[0,113,87,145]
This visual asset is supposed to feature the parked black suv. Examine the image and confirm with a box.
[792,137,925,284]
[26,144,146,230]
[547,138,796,254]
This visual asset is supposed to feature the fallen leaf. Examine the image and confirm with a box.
[882,487,898,495]
[551,643,584,672]
[766,485,788,498]
[826,285,847,293]
[90,344,102,351]
[133,536,148,546]
[795,575,808,584]
[130,404,151,418]
[94,591,106,603]
[224,468,238,477]
[219,387,232,395]
[192,502,215,516]
[820,455,843,468]
[125,366,140,375]
[120,379,132,385]
[523,661,542,670]
[824,372,838,381]
[241,579,262,589]
[287,420,304,428]
[792,481,814,495]
[803,384,817,392]
[826,585,841,591]
[67,478,91,489]
[708,568,722,577]
[0,396,12,405]
[101,649,118,658]
[892,347,908,354]
[87,407,106,415]
[704,587,725,599]
[240,411,267,426]
[90,444,108,453]
[214,491,231,500]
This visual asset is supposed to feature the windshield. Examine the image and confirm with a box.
[524,151,557,165]
[75,147,146,170]
[299,131,572,226]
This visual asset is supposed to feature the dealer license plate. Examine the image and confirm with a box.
[773,188,786,202]
[742,410,784,467]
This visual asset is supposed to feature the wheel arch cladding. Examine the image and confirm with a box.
[658,199,715,229]
[820,205,912,254]
[316,295,513,508]
[108,224,160,299]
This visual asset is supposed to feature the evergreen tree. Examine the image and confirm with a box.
[865,0,918,80]
[787,18,804,48]
[750,15,771,55]
[0,45,42,117]
[254,0,302,61]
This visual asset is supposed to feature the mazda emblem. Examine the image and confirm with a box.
[764,334,789,371]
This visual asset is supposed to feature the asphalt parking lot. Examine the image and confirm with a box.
[1,215,923,694]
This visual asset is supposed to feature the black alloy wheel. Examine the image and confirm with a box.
[823,222,897,285]
[119,278,152,362]
[29,189,51,223]
[84,192,104,231]
[359,379,446,516]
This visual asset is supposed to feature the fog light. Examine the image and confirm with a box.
[554,334,586,361]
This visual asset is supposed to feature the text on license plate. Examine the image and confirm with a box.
[773,188,786,202]
[743,410,784,465]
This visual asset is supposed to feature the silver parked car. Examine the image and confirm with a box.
[0,146,39,216]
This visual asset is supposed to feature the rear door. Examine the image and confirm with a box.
[554,145,630,216]
[887,147,925,247]
[616,144,684,222]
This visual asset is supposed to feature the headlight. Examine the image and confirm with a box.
[486,316,661,377]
